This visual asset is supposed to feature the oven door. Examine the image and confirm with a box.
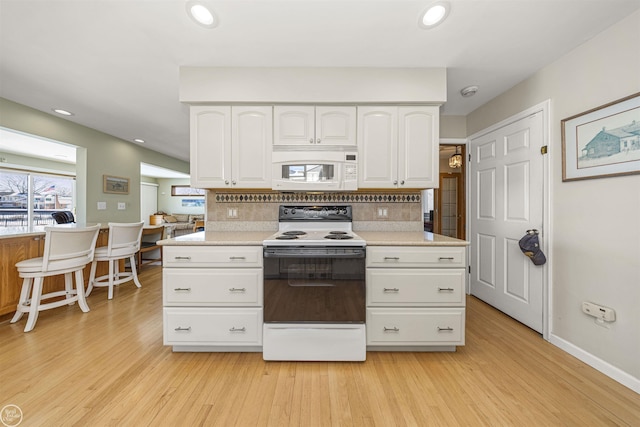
[263,246,366,323]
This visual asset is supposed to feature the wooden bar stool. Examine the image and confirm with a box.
[11,224,101,332]
[87,222,144,300]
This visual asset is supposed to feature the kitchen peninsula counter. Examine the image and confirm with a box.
[156,230,468,247]
[157,231,273,246]
[356,231,469,246]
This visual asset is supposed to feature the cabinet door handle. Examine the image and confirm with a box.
[224,180,229,185]
[229,327,246,332]
[383,288,399,292]
[174,287,191,292]
[438,287,454,292]
[400,180,405,185]
[316,138,321,144]
[174,256,191,260]
[383,257,400,261]
[174,326,191,332]
[229,287,246,292]
[437,326,454,332]
[438,257,455,261]
[383,327,399,332]
[229,256,246,260]
[393,180,398,185]
[231,180,236,185]
[309,138,314,144]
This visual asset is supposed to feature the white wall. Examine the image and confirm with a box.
[467,11,640,388]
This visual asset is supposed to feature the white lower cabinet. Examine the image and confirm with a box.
[366,246,466,351]
[162,245,263,352]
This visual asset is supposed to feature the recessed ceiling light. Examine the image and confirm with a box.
[52,108,74,116]
[186,1,218,29]
[134,138,145,143]
[419,1,450,29]
[460,85,479,97]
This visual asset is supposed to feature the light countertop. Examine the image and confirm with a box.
[157,230,468,247]
[0,223,107,240]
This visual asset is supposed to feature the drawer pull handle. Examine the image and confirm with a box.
[174,326,191,332]
[174,287,191,292]
[383,257,400,261]
[438,257,455,261]
[174,256,191,260]
[383,288,399,292]
[229,256,246,260]
[438,287,454,292]
[383,327,400,332]
[229,287,246,292]
[229,327,246,332]
[437,326,454,332]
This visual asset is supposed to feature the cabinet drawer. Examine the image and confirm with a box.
[163,246,262,268]
[163,308,262,346]
[366,246,466,268]
[163,268,262,306]
[366,268,465,306]
[366,308,465,345]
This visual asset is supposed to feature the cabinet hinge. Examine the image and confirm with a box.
[541,145,548,155]
[468,265,471,274]
[468,153,472,162]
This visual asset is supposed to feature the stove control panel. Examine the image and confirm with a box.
[279,205,352,221]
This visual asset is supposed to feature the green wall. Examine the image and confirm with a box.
[0,97,189,224]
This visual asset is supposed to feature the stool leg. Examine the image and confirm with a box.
[108,259,115,300]
[75,269,90,313]
[64,272,75,305]
[86,260,98,296]
[129,255,142,288]
[11,277,33,323]
[24,277,44,332]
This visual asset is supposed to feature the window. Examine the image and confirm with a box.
[0,169,75,229]
[171,185,205,196]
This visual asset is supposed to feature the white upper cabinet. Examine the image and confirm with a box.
[274,106,356,146]
[358,106,439,189]
[190,106,272,189]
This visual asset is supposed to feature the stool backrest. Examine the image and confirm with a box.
[42,224,101,272]
[107,222,145,258]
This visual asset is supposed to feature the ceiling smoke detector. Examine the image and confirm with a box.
[460,85,479,98]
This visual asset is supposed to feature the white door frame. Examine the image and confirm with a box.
[465,100,551,340]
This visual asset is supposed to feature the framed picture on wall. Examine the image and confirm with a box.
[103,175,130,194]
[561,92,640,181]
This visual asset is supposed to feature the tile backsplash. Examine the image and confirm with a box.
[206,190,424,232]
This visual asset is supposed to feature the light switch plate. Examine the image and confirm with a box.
[97,201,107,210]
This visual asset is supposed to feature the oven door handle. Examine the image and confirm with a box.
[263,249,365,258]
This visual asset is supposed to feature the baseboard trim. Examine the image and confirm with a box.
[550,333,640,394]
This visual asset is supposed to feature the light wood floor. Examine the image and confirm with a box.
[1,265,639,426]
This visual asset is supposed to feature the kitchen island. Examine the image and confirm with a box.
[158,230,469,354]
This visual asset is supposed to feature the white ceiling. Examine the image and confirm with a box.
[1,0,639,163]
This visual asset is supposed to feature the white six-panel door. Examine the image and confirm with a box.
[470,111,545,333]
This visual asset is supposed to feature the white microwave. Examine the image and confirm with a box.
[272,151,358,192]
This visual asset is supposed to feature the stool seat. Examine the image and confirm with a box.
[87,222,144,300]
[11,224,101,332]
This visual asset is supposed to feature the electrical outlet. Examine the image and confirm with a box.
[117,202,126,210]
[377,207,388,218]
[582,301,616,322]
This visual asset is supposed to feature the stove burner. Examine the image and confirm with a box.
[282,231,307,236]
[324,234,353,240]
[275,235,299,240]
[328,231,347,235]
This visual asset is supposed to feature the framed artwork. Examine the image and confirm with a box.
[562,92,640,181]
[103,175,130,194]
[171,185,205,196]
